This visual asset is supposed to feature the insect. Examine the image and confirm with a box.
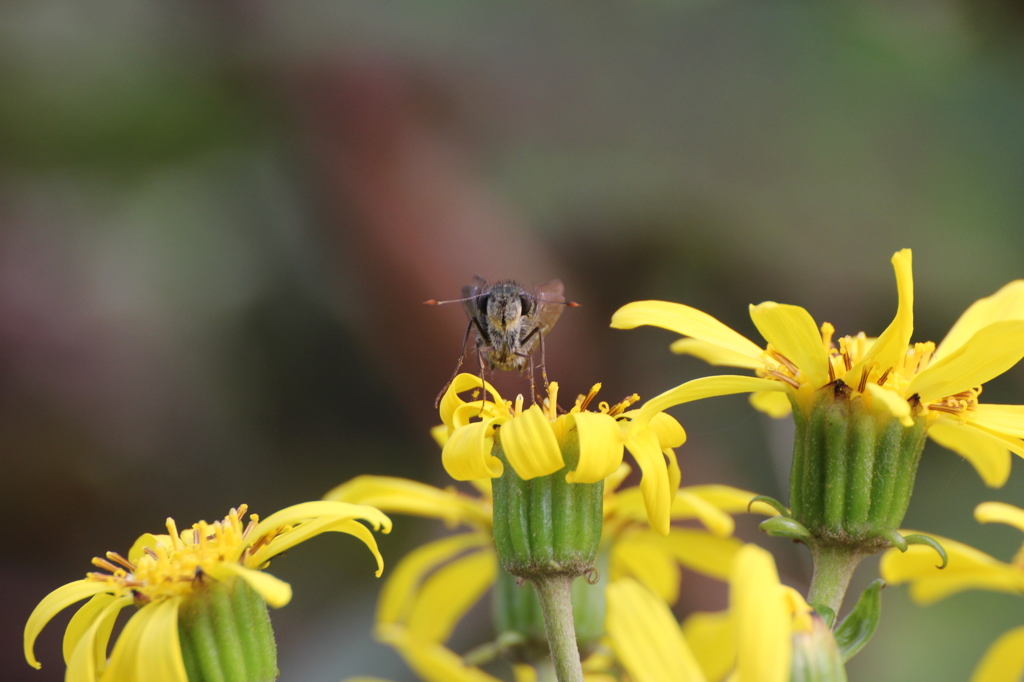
[426,277,577,405]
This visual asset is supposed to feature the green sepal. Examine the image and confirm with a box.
[759,516,812,541]
[177,576,279,682]
[880,529,907,552]
[750,495,791,517]
[903,534,948,569]
[491,428,604,579]
[833,579,884,662]
[811,603,836,629]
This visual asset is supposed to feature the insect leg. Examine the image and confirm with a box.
[434,318,476,408]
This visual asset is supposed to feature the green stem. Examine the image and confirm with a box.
[806,545,866,619]
[530,575,583,682]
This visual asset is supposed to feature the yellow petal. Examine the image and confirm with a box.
[135,598,188,682]
[430,424,449,447]
[253,501,392,541]
[606,579,708,682]
[670,338,764,369]
[749,302,829,388]
[626,429,675,535]
[865,383,914,426]
[377,533,492,629]
[749,391,792,418]
[970,625,1024,682]
[406,548,496,643]
[975,501,1024,534]
[611,533,683,603]
[498,405,564,479]
[632,376,786,432]
[65,595,131,682]
[682,610,735,682]
[24,579,111,669]
[880,536,1024,604]
[927,422,1012,488]
[443,419,503,481]
[731,545,790,682]
[103,602,161,681]
[64,593,117,666]
[847,249,914,389]
[439,373,502,429]
[971,404,1024,439]
[323,475,491,530]
[661,528,744,580]
[938,280,1024,359]
[376,625,505,682]
[677,485,780,517]
[211,564,293,608]
[612,301,764,361]
[908,320,1024,403]
[647,412,687,449]
[674,491,735,537]
[565,411,625,484]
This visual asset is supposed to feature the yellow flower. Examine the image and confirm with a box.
[881,502,1024,682]
[612,249,1024,487]
[605,544,812,682]
[25,502,391,682]
[439,373,686,534]
[327,471,777,682]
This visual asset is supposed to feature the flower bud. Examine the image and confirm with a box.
[790,615,848,682]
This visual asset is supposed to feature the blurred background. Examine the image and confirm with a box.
[4,1,1024,680]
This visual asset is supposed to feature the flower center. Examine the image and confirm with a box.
[87,505,260,604]
[756,322,980,419]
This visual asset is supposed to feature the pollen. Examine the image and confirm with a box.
[86,505,258,604]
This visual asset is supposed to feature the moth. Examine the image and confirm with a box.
[427,277,577,405]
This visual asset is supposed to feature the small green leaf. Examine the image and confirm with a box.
[811,603,836,628]
[834,579,884,662]
[749,495,791,517]
[758,516,812,541]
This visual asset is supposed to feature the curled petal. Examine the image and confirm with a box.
[927,422,1011,488]
[674,491,735,537]
[749,302,830,388]
[975,501,1024,534]
[25,579,111,669]
[565,411,624,484]
[135,598,188,682]
[611,300,764,361]
[647,412,686,449]
[970,625,1024,682]
[442,419,503,481]
[498,405,564,479]
[606,579,707,682]
[937,280,1024,359]
[250,514,390,577]
[439,374,502,429]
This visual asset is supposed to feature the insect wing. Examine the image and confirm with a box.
[461,276,488,321]
[533,279,566,336]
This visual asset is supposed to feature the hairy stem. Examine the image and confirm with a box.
[530,575,583,682]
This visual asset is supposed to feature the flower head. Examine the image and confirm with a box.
[439,373,686,534]
[25,501,391,682]
[612,249,1024,487]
